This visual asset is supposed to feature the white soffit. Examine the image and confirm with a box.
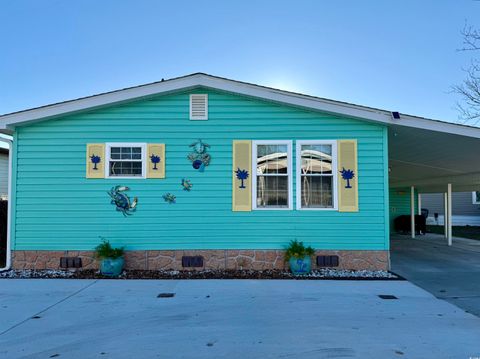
[389,125,480,192]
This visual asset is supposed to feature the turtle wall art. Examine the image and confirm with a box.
[181,178,193,191]
[107,186,138,216]
[162,193,176,204]
[187,139,211,172]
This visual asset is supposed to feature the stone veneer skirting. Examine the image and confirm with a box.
[11,250,389,271]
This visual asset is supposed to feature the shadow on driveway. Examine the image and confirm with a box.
[391,232,480,316]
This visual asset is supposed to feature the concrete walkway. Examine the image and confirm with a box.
[1,279,480,358]
[391,232,480,317]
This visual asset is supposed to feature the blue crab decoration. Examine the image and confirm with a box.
[107,186,138,216]
[162,193,176,204]
[187,139,211,172]
[181,178,193,191]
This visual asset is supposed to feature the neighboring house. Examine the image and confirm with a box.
[1,73,480,271]
[421,192,480,226]
[0,148,8,200]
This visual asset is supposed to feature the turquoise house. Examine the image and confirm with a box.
[1,73,479,271]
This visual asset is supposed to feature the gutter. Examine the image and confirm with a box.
[0,137,12,271]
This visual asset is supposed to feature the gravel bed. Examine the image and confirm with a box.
[0,268,401,280]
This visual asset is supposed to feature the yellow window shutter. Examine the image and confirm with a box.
[86,143,105,179]
[147,144,165,178]
[338,140,358,212]
[232,140,252,212]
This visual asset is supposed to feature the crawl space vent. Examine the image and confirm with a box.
[190,94,208,120]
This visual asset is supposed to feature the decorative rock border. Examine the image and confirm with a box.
[11,250,389,271]
[0,269,401,280]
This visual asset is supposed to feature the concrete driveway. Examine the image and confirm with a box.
[0,279,480,359]
[391,233,480,317]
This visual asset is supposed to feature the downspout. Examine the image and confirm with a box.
[0,137,12,271]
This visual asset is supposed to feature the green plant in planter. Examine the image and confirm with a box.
[285,240,315,275]
[95,238,125,277]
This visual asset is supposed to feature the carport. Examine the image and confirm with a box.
[388,119,480,245]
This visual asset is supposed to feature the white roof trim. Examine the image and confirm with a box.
[1,73,480,138]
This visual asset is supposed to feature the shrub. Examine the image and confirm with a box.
[284,240,315,261]
[95,238,124,259]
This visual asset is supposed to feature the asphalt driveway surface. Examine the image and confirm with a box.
[0,279,479,359]
[391,233,480,316]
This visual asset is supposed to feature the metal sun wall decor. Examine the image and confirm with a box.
[181,178,193,191]
[339,167,355,189]
[90,154,101,170]
[107,186,138,216]
[235,168,249,189]
[162,193,176,204]
[150,154,161,170]
[187,139,211,172]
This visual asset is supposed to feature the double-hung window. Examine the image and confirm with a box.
[106,143,146,178]
[252,141,292,210]
[296,140,337,210]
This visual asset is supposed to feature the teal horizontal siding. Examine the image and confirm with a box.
[12,88,388,251]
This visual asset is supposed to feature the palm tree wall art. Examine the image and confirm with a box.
[235,168,249,189]
[150,154,161,170]
[340,167,355,189]
[90,154,101,170]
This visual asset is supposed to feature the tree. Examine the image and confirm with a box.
[340,167,355,189]
[235,168,249,189]
[90,154,101,170]
[150,154,161,170]
[453,24,480,125]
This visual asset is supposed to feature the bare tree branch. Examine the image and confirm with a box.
[453,23,480,124]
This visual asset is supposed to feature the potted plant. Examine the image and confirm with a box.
[285,240,315,275]
[95,238,125,277]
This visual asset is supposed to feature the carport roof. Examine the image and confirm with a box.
[0,72,479,192]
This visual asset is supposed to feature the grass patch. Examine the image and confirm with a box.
[427,225,480,240]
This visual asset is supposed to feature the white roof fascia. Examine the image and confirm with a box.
[1,73,480,138]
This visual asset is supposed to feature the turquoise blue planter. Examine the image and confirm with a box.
[288,256,312,275]
[100,257,125,277]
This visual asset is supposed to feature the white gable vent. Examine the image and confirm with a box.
[190,94,208,120]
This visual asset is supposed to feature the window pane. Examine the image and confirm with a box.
[257,144,288,175]
[121,147,132,159]
[256,176,288,208]
[109,161,143,176]
[111,147,121,160]
[301,144,332,175]
[301,175,333,208]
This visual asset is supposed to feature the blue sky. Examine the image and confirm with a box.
[1,0,479,123]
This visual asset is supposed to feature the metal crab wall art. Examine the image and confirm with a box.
[187,139,211,172]
[107,186,138,216]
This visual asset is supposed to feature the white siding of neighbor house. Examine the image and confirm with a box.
[0,153,8,199]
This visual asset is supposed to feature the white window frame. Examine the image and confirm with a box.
[105,142,147,179]
[296,140,338,211]
[472,191,480,205]
[252,140,293,210]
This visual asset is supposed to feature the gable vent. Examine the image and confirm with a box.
[190,94,208,120]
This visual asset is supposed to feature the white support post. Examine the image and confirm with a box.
[411,186,416,239]
[444,192,448,239]
[418,193,422,216]
[447,183,452,246]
